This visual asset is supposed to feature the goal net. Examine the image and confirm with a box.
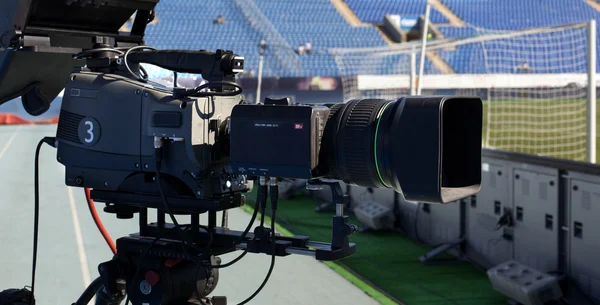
[330,22,594,162]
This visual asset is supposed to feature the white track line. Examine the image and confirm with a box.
[68,186,92,288]
[0,126,21,159]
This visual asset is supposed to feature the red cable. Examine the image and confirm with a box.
[85,188,117,255]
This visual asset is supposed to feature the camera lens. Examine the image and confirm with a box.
[321,99,391,188]
[320,96,482,204]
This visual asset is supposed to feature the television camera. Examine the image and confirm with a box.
[0,1,483,305]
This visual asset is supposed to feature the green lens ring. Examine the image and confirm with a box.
[374,101,392,188]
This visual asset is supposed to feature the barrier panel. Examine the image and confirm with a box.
[310,148,600,303]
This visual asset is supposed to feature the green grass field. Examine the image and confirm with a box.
[481,98,598,162]
[245,192,508,305]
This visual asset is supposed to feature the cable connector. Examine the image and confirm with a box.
[172,87,197,99]
[269,177,278,211]
[153,136,164,149]
[154,136,163,163]
[42,137,56,148]
[258,177,269,228]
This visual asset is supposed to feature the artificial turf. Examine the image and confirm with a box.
[245,192,508,305]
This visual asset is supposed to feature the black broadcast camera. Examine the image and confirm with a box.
[0,1,482,305]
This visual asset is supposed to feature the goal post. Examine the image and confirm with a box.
[330,21,597,162]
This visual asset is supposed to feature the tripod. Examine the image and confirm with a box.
[73,181,356,305]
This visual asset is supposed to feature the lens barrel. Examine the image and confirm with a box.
[320,96,482,204]
[322,99,390,188]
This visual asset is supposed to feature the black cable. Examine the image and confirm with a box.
[155,159,202,264]
[236,209,277,305]
[173,71,178,88]
[211,184,265,269]
[259,183,268,228]
[155,141,250,270]
[73,277,104,305]
[124,46,158,82]
[31,137,55,305]
[269,184,278,212]
[173,81,243,98]
[154,146,219,265]
[232,185,263,246]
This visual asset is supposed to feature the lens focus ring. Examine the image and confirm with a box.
[336,99,388,188]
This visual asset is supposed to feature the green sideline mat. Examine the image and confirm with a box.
[245,193,507,305]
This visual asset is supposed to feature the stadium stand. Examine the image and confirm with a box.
[435,25,483,74]
[345,0,448,24]
[144,0,394,78]
[253,0,389,77]
[437,25,477,38]
[141,0,600,77]
[144,0,266,78]
[441,0,598,30]
[437,0,600,73]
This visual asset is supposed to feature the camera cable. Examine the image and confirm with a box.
[152,139,216,305]
[30,137,56,305]
[73,277,104,305]
[235,180,278,305]
[154,137,262,270]
[84,188,117,255]
[211,184,264,269]
[123,46,158,82]
[154,139,205,263]
[153,138,275,304]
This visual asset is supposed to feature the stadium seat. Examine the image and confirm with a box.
[345,0,448,23]
[442,0,597,30]
[144,0,397,77]
[440,0,600,72]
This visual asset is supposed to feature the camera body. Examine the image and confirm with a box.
[57,56,484,207]
[57,68,248,207]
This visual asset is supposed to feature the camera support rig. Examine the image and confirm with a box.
[83,180,356,305]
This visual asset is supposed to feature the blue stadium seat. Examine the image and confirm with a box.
[345,0,449,23]
[141,0,599,78]
[144,0,399,77]
[437,25,477,38]
[436,0,600,73]
[254,0,389,76]
[144,0,266,77]
[441,0,597,30]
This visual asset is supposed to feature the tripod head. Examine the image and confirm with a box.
[82,180,356,305]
